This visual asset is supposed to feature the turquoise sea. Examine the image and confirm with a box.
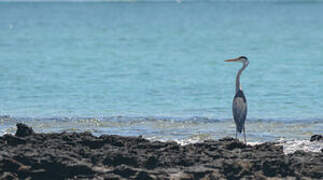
[0,1,322,150]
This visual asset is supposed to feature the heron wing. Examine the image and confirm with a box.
[232,90,247,133]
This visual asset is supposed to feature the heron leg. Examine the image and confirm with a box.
[235,129,237,140]
[243,126,246,144]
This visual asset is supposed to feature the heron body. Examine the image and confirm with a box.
[225,56,249,143]
[233,89,247,139]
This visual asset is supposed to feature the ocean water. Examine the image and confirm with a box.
[0,1,322,151]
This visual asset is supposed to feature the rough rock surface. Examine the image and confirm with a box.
[15,123,34,137]
[310,134,323,142]
[0,124,322,179]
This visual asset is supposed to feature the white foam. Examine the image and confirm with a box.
[175,137,202,146]
[150,137,323,154]
[279,139,323,154]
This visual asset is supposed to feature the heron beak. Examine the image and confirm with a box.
[225,57,240,62]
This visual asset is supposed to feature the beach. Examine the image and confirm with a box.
[0,123,322,179]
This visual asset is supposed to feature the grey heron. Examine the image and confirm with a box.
[225,56,249,143]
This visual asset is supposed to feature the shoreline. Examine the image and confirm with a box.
[0,123,322,179]
[1,115,322,144]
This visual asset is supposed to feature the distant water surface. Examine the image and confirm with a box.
[0,2,322,147]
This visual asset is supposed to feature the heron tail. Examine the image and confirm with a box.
[237,125,243,134]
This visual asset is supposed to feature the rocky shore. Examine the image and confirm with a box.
[0,123,322,179]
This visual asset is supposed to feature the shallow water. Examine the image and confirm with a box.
[0,2,322,151]
[1,116,322,153]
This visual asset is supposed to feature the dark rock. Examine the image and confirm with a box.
[144,156,159,169]
[134,170,154,180]
[224,139,247,150]
[112,165,137,178]
[310,134,323,142]
[183,166,213,179]
[15,123,34,137]
[0,123,322,179]
[103,153,138,167]
[3,134,26,146]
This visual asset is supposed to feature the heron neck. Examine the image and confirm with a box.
[236,62,248,93]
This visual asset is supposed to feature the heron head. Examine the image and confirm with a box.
[225,56,249,65]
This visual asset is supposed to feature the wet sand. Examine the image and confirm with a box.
[0,123,322,179]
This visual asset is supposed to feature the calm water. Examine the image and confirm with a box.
[0,2,322,146]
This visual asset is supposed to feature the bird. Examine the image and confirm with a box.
[225,56,249,143]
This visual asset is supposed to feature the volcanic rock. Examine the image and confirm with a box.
[310,134,323,142]
[0,123,322,179]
